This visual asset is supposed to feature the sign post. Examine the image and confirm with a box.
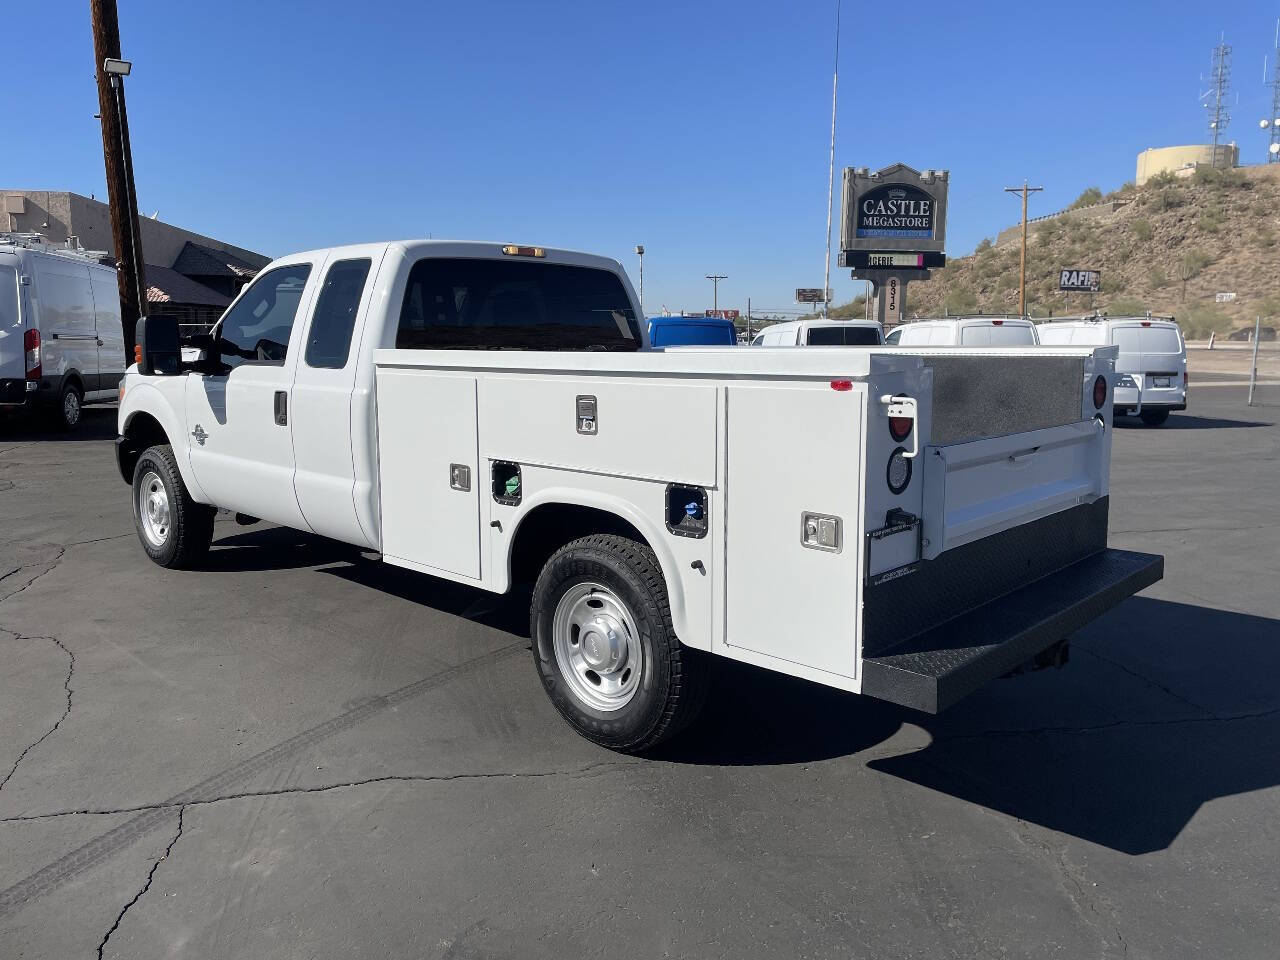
[839,164,948,328]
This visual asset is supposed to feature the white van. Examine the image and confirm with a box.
[750,318,884,346]
[0,234,126,430]
[1036,317,1186,426]
[887,317,1040,347]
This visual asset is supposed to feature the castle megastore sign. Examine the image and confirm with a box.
[856,185,936,240]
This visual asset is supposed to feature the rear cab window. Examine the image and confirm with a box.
[396,258,640,351]
[305,258,371,369]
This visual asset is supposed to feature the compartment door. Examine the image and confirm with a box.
[725,384,864,679]
[376,369,481,580]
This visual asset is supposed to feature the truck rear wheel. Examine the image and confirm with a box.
[132,444,216,569]
[530,534,709,753]
[51,381,83,432]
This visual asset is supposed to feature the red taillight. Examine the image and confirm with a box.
[992,319,1004,326]
[830,379,853,391]
[1183,371,1188,387]
[1141,321,1152,327]
[134,344,143,366]
[23,329,41,380]
[1092,374,1107,410]
[889,416,913,441]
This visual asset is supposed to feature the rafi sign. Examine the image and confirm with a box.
[1059,269,1101,292]
[856,184,935,239]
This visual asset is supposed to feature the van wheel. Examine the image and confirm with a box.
[132,444,215,568]
[1140,409,1170,427]
[52,382,83,432]
[531,534,709,753]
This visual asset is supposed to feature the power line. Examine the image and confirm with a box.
[705,274,727,314]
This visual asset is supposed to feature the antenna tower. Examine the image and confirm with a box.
[1201,37,1232,167]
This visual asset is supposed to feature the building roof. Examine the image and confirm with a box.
[145,264,232,307]
[171,240,263,279]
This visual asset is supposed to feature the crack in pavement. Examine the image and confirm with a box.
[1076,646,1213,717]
[0,759,641,823]
[95,805,185,960]
[0,640,527,922]
[0,635,75,794]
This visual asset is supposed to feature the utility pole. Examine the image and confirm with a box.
[747,297,752,341]
[822,0,841,318]
[91,0,147,356]
[1003,181,1043,317]
[705,274,726,315]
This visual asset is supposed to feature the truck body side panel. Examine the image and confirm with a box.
[377,370,482,581]
[723,383,865,680]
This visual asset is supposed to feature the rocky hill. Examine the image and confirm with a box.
[836,164,1280,338]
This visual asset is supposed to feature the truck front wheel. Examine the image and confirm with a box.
[530,534,709,753]
[132,445,215,568]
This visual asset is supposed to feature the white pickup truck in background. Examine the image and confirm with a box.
[116,240,1163,751]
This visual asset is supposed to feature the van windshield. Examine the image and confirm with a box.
[806,326,881,346]
[397,258,640,351]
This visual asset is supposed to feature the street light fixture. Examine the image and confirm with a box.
[103,57,132,76]
[635,245,644,316]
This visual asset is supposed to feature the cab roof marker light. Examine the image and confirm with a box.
[829,379,853,391]
[501,245,546,258]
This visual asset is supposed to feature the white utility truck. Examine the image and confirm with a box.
[117,241,1162,752]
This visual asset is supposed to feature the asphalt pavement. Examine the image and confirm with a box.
[1,388,1278,959]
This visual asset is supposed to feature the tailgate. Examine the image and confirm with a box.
[0,256,23,384]
[921,419,1106,560]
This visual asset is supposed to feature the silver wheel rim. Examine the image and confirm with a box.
[63,391,80,425]
[138,470,171,548]
[551,581,643,712]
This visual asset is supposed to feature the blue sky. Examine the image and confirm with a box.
[9,0,1276,314]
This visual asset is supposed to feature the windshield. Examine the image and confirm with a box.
[396,258,640,351]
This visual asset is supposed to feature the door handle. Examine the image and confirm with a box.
[274,391,288,426]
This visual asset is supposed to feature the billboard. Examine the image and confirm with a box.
[795,288,830,303]
[1059,269,1101,292]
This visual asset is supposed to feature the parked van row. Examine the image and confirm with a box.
[0,234,126,430]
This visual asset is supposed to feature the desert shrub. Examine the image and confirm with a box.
[1179,305,1233,339]
[1144,171,1179,189]
[1197,212,1221,233]
[1149,266,1169,289]
[1070,187,1104,209]
[1107,297,1147,316]
[1192,166,1249,189]
[975,237,993,254]
[1131,218,1153,242]
[1036,219,1064,243]
[1255,224,1276,248]
[944,288,978,314]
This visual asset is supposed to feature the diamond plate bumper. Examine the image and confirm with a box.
[861,548,1164,713]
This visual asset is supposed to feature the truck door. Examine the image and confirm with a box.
[289,253,379,547]
[185,261,315,528]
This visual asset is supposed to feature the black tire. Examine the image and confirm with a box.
[51,381,83,432]
[1140,408,1170,427]
[530,534,710,753]
[131,444,216,568]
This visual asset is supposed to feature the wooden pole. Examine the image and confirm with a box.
[91,0,147,357]
[1004,182,1042,318]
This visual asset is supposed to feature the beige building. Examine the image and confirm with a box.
[1136,143,1239,185]
[2,189,269,327]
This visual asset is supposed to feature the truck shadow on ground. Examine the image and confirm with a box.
[0,406,119,443]
[219,530,1279,856]
[660,597,1280,855]
[1114,413,1271,430]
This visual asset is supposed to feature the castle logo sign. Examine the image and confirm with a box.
[856,184,936,239]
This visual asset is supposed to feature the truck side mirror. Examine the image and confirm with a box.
[135,315,180,376]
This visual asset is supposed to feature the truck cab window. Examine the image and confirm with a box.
[396,258,640,351]
[217,263,312,368]
[305,258,371,369]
